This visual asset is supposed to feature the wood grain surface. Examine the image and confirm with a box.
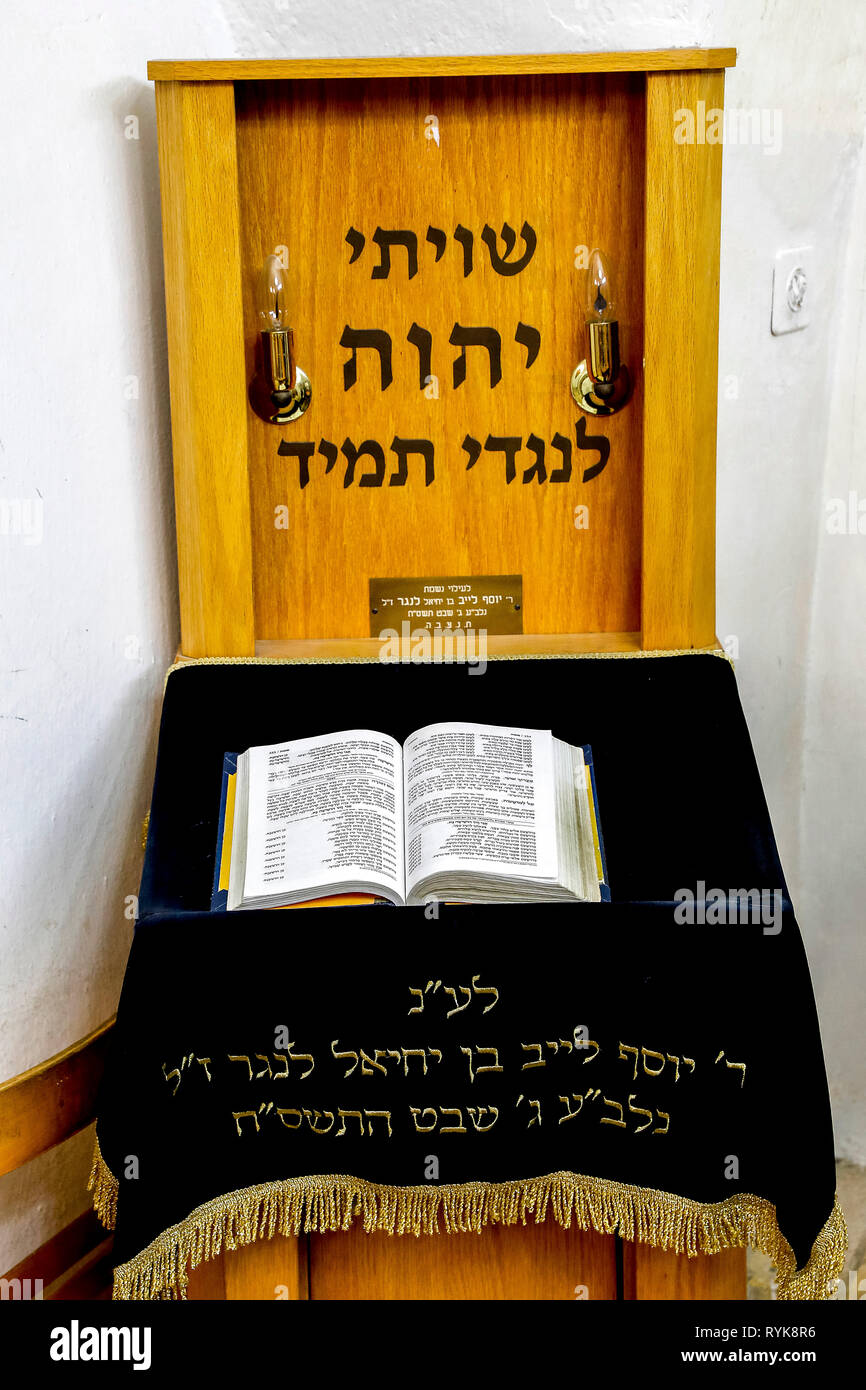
[148,52,737,82]
[154,81,256,656]
[236,73,645,639]
[642,70,724,649]
[623,1242,747,1300]
[308,1221,617,1300]
[0,1018,115,1175]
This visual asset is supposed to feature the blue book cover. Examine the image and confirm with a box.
[210,752,238,912]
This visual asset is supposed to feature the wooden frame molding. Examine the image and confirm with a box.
[151,51,733,655]
[148,51,737,82]
[154,80,255,657]
[641,69,724,649]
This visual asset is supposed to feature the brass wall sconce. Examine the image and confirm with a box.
[248,254,312,424]
[571,248,631,416]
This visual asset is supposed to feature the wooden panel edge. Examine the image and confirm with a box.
[641,69,723,650]
[154,80,256,657]
[2,1209,110,1292]
[623,1241,748,1300]
[148,50,737,82]
[0,1018,115,1096]
[0,1018,115,1176]
[223,1236,307,1300]
[43,1237,116,1301]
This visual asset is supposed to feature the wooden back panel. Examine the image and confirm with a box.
[150,52,734,656]
[236,73,644,640]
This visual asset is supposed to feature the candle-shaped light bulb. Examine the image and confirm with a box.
[248,252,312,423]
[257,254,292,332]
[585,248,616,324]
[571,247,630,414]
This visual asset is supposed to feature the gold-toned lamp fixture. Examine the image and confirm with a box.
[248,253,312,424]
[571,248,631,416]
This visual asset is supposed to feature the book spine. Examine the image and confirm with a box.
[210,752,238,911]
[583,745,610,902]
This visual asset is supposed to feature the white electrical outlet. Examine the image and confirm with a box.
[771,247,812,335]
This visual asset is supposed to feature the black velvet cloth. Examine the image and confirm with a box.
[98,655,837,1274]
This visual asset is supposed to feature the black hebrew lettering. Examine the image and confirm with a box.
[481,221,537,276]
[522,433,546,484]
[342,438,386,488]
[340,326,393,391]
[453,224,474,278]
[344,227,365,264]
[575,416,610,483]
[406,322,433,390]
[462,434,483,471]
[390,437,434,487]
[426,226,447,262]
[344,222,537,278]
[515,321,541,369]
[277,431,599,488]
[549,431,572,484]
[372,228,418,280]
[484,435,522,485]
[318,439,339,475]
[496,222,518,256]
[450,325,502,389]
[276,440,316,489]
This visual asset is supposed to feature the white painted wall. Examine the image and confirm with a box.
[799,127,866,1168]
[709,3,866,1170]
[1,0,863,1270]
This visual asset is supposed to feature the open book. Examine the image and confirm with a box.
[212,723,608,910]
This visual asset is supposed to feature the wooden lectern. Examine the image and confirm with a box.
[147,48,744,1300]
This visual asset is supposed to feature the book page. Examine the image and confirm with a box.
[241,730,405,903]
[403,722,558,896]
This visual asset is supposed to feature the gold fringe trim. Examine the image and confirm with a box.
[88,1136,119,1232]
[165,645,731,688]
[97,1160,846,1303]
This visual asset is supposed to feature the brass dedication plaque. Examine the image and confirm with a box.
[369,575,523,638]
